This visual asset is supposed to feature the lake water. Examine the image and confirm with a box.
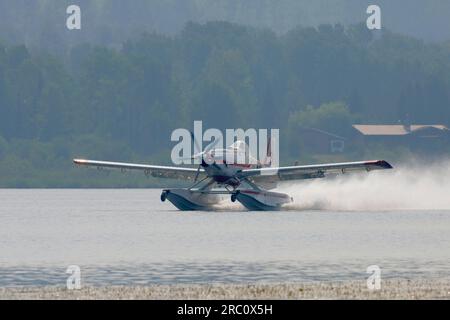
[1,189,450,287]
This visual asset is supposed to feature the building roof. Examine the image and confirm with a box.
[300,127,346,140]
[353,124,449,136]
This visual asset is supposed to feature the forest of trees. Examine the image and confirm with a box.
[1,20,450,187]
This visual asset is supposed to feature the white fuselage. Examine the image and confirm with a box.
[200,147,260,187]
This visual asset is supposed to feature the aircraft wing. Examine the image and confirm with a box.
[240,160,393,183]
[73,159,206,181]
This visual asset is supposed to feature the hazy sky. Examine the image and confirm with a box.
[0,0,450,49]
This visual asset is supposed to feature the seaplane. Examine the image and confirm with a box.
[73,135,393,211]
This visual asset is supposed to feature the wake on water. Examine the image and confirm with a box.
[278,159,450,211]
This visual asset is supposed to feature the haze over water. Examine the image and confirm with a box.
[1,182,450,287]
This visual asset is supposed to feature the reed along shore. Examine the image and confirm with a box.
[1,280,450,300]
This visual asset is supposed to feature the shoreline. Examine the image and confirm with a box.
[1,280,450,300]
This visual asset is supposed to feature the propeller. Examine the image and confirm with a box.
[186,132,221,182]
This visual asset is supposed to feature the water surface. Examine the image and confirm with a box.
[1,189,449,287]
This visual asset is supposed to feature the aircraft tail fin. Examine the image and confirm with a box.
[262,137,272,167]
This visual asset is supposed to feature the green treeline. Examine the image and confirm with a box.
[1,22,450,187]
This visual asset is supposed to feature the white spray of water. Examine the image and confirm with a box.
[278,160,450,211]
